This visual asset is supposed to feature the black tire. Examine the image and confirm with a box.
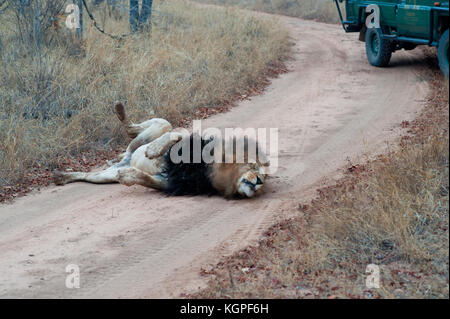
[365,28,392,67]
[438,29,449,78]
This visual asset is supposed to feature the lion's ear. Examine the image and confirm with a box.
[259,165,270,177]
[257,157,270,167]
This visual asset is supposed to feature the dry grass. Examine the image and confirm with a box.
[0,0,290,187]
[194,74,449,299]
[195,0,340,23]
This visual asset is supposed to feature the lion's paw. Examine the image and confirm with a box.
[117,168,137,187]
[52,171,67,186]
[145,149,159,160]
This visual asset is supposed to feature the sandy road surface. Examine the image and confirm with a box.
[0,14,429,298]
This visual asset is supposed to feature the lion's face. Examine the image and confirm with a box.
[236,168,266,198]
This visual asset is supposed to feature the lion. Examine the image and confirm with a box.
[53,102,268,198]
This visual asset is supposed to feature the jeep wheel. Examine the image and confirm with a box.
[365,28,392,67]
[438,29,449,78]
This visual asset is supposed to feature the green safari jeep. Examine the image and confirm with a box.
[335,0,449,77]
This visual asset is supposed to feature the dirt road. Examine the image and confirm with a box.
[0,14,429,298]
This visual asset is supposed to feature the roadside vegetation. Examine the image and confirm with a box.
[196,0,339,23]
[194,66,449,299]
[0,0,290,193]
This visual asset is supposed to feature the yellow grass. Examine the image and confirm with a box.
[0,0,290,186]
[195,0,340,23]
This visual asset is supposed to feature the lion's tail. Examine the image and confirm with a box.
[114,101,129,125]
[115,101,140,139]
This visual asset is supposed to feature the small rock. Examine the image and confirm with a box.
[439,186,449,197]
[375,252,385,260]
[364,291,374,299]
[297,289,313,298]
[394,289,405,299]
[381,239,394,250]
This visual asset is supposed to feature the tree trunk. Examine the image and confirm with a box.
[34,0,41,52]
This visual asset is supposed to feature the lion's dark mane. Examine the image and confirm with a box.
[163,134,217,196]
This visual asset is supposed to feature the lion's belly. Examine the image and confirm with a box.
[130,145,165,176]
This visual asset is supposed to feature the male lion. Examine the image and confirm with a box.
[53,103,268,198]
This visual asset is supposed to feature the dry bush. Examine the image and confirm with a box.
[195,78,449,299]
[0,0,290,186]
[7,0,67,44]
[195,0,340,23]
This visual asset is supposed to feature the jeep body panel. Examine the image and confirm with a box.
[338,0,449,46]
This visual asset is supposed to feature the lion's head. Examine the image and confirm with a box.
[163,134,269,198]
[235,164,267,198]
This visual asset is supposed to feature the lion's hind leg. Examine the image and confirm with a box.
[117,167,168,190]
[53,166,120,186]
[53,166,167,191]
[145,132,184,159]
